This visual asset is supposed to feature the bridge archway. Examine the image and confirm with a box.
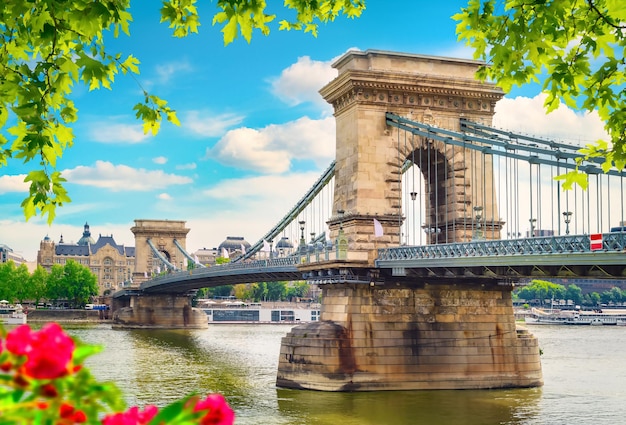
[401,137,503,244]
[130,219,190,284]
[320,50,504,261]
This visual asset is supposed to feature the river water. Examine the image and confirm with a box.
[58,323,626,425]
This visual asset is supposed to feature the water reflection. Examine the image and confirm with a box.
[55,324,626,425]
[276,387,541,425]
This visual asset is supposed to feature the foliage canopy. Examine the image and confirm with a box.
[0,0,365,223]
[454,0,626,189]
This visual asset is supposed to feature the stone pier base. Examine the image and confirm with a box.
[112,294,207,329]
[277,283,542,391]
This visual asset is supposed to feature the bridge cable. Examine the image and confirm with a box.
[232,160,336,263]
[146,238,178,271]
[173,239,206,268]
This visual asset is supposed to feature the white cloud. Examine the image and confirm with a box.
[153,156,168,165]
[155,60,193,84]
[0,174,28,194]
[186,171,327,250]
[184,111,245,137]
[270,56,337,110]
[175,163,197,170]
[88,122,151,144]
[157,193,172,200]
[438,44,476,60]
[206,116,335,173]
[62,160,193,191]
[493,94,609,146]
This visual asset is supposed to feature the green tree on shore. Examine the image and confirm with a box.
[28,265,49,306]
[62,260,99,307]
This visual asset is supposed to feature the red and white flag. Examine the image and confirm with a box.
[590,234,603,251]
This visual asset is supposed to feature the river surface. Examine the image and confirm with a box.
[56,323,626,425]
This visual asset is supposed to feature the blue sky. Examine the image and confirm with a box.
[0,1,610,261]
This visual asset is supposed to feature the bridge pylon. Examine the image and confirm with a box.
[277,50,542,391]
[111,219,207,329]
[131,219,190,283]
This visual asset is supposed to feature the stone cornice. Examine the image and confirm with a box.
[320,70,504,116]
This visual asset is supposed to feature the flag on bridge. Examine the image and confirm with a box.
[194,254,200,265]
[373,218,384,237]
[222,247,230,259]
[262,239,271,252]
[240,244,246,254]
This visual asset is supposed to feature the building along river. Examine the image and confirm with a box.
[53,323,626,425]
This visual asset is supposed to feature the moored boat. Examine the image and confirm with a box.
[199,301,320,324]
[524,307,626,326]
[0,303,28,325]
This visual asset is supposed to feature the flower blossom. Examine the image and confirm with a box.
[193,394,235,425]
[101,405,159,425]
[5,323,75,379]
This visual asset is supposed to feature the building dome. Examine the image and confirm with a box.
[276,237,293,249]
[218,236,251,252]
[77,222,96,246]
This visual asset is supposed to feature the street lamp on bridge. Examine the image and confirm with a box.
[473,206,483,240]
[529,218,536,237]
[298,220,307,254]
[563,211,573,235]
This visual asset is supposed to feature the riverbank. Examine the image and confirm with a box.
[26,309,110,323]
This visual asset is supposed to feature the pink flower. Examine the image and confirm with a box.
[6,323,75,379]
[5,325,34,355]
[193,394,235,425]
[101,405,159,425]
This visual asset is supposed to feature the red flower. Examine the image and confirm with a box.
[71,410,87,423]
[193,394,235,425]
[59,402,87,423]
[40,383,59,397]
[101,405,159,425]
[6,323,75,379]
[60,403,75,418]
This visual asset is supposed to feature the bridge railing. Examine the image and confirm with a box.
[376,233,626,262]
[146,256,302,281]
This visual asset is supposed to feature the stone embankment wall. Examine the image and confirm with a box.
[26,309,109,323]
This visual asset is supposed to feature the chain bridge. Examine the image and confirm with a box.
[112,50,625,392]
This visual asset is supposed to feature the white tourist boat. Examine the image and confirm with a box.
[0,302,28,325]
[199,300,320,324]
[524,307,626,326]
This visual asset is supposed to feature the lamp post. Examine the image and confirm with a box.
[473,206,483,240]
[563,211,573,235]
[298,220,306,254]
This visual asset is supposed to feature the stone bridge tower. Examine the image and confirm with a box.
[112,219,206,330]
[320,50,504,263]
[131,219,190,284]
[277,50,542,392]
